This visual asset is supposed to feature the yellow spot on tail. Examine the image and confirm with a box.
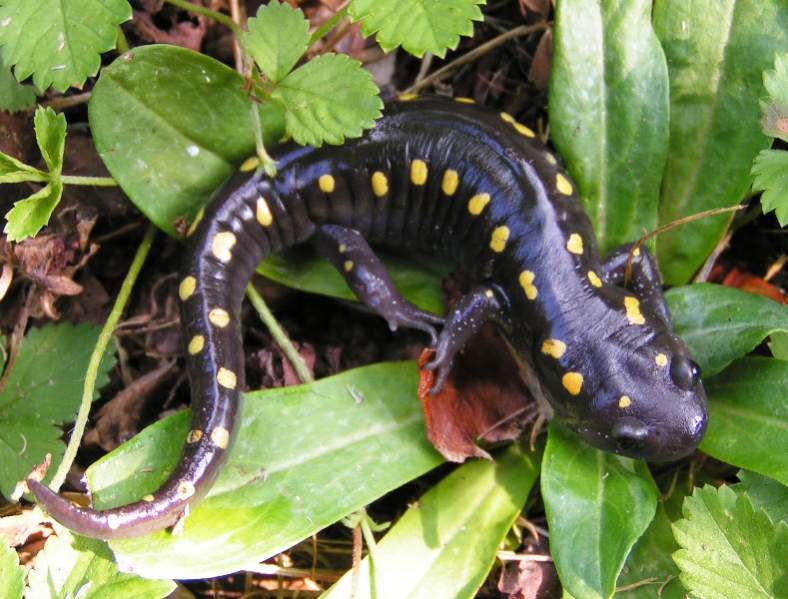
[619,395,632,408]
[399,92,418,101]
[107,514,121,530]
[256,196,273,226]
[186,429,203,444]
[500,112,515,124]
[188,335,205,355]
[566,233,583,255]
[371,171,388,197]
[455,97,475,104]
[211,231,237,263]
[655,353,668,367]
[587,271,603,288]
[209,308,230,328]
[489,226,510,253]
[143,494,155,502]
[467,193,491,215]
[541,339,566,359]
[240,156,259,172]
[177,481,196,500]
[344,260,354,272]
[186,207,204,237]
[624,296,646,325]
[210,427,231,449]
[442,169,459,196]
[217,367,237,389]
[562,372,583,396]
[319,174,335,193]
[545,152,557,165]
[556,173,573,196]
[410,159,428,185]
[519,270,538,300]
[179,276,196,300]
[514,122,536,138]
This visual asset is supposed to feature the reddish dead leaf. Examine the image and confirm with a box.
[131,7,207,51]
[528,29,552,91]
[498,536,559,599]
[710,265,788,304]
[519,0,551,17]
[279,341,317,386]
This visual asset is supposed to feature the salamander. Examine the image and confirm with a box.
[29,96,707,539]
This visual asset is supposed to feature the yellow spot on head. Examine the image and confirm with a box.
[210,427,231,449]
[566,233,583,255]
[107,514,121,530]
[514,122,536,138]
[186,429,203,444]
[455,97,475,104]
[179,276,196,301]
[519,270,538,300]
[239,156,260,172]
[587,271,603,288]
[211,231,237,263]
[655,353,668,367]
[256,196,273,227]
[319,174,335,193]
[556,173,573,196]
[541,339,566,359]
[562,372,583,396]
[177,481,196,500]
[442,169,459,196]
[500,112,515,124]
[545,152,557,165]
[467,193,491,215]
[143,494,155,502]
[188,335,205,355]
[371,171,388,197]
[399,92,418,101]
[217,367,237,389]
[344,260,354,272]
[619,395,632,408]
[624,296,646,325]
[410,159,428,186]
[209,308,230,328]
[489,225,510,253]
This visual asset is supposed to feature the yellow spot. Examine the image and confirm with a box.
[442,169,459,196]
[143,494,155,502]
[467,193,491,215]
[500,112,515,124]
[186,429,203,444]
[655,353,668,367]
[484,289,494,298]
[179,276,196,301]
[107,514,121,530]
[545,152,557,165]
[209,308,230,328]
[455,97,475,104]
[344,260,354,272]
[633,246,641,257]
[256,196,273,226]
[556,173,573,196]
[562,372,583,396]
[624,296,646,325]
[410,159,428,185]
[217,367,237,389]
[566,233,583,255]
[177,481,196,500]
[541,339,567,359]
[399,92,418,101]
[587,271,603,288]
[338,244,347,253]
[186,207,204,237]
[619,395,632,408]
[371,171,388,197]
[489,226,510,253]
[240,156,259,172]
[514,122,536,138]
[210,427,231,449]
[319,174,335,193]
[188,335,205,355]
[211,231,237,263]
[519,270,538,300]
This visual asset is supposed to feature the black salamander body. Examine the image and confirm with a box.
[30,96,707,538]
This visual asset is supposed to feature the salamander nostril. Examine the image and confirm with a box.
[612,417,649,450]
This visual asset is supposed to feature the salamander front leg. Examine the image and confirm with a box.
[424,285,510,394]
[312,225,444,344]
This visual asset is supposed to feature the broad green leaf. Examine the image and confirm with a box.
[751,149,788,226]
[3,180,63,242]
[88,45,285,236]
[701,357,788,486]
[549,0,669,253]
[257,249,450,316]
[349,0,484,58]
[0,152,46,184]
[88,362,443,579]
[761,51,788,143]
[0,541,23,599]
[769,331,788,360]
[736,470,788,524]
[243,1,309,83]
[542,423,658,599]
[0,0,131,92]
[666,283,788,377]
[0,324,115,499]
[0,47,34,113]
[273,53,382,147]
[323,442,541,599]
[26,529,174,599]
[672,485,787,599]
[33,106,66,175]
[654,0,788,284]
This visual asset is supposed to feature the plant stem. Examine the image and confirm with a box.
[61,175,119,187]
[308,5,349,48]
[49,224,156,492]
[164,0,241,35]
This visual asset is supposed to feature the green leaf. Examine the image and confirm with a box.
[26,529,174,599]
[243,1,309,83]
[0,324,115,499]
[87,362,443,579]
[761,51,788,142]
[0,151,46,184]
[3,180,63,242]
[34,106,66,175]
[323,442,541,599]
[672,485,787,599]
[542,423,658,599]
[273,53,382,147]
[653,0,788,284]
[0,0,131,92]
[769,331,788,360]
[549,0,669,254]
[701,357,788,486]
[666,283,788,378]
[348,0,484,58]
[0,47,34,113]
[737,470,788,524]
[0,541,23,599]
[257,249,450,316]
[751,149,788,226]
[88,45,285,236]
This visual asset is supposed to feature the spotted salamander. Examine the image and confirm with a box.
[29,96,707,539]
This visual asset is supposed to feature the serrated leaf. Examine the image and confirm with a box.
[26,529,174,599]
[33,106,66,175]
[0,0,131,93]
[672,485,787,599]
[0,541,23,599]
[737,470,788,524]
[0,152,46,184]
[761,52,788,142]
[273,53,382,146]
[0,324,115,499]
[0,47,34,113]
[751,149,788,226]
[243,1,309,83]
[349,0,484,58]
[3,180,63,242]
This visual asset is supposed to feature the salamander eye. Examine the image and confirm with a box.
[670,357,701,390]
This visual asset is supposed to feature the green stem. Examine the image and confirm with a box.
[49,224,157,492]
[116,26,129,54]
[245,284,314,384]
[249,101,277,177]
[61,175,118,187]
[164,0,241,35]
[308,6,349,48]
